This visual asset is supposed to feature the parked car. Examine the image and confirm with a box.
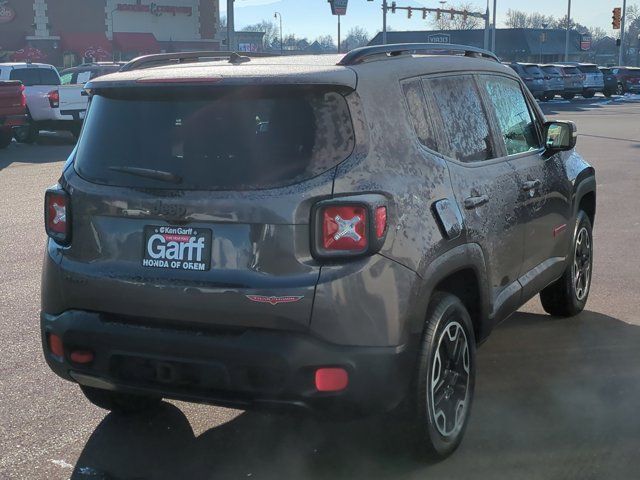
[41,45,596,459]
[0,62,77,143]
[0,80,27,148]
[553,65,584,100]
[504,62,551,100]
[58,63,125,138]
[610,66,640,95]
[600,67,618,97]
[540,64,565,100]
[571,63,604,97]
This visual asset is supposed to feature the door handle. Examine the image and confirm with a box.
[522,179,541,191]
[464,194,489,210]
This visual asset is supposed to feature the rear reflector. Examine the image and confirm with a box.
[70,350,94,364]
[315,368,349,392]
[375,206,387,238]
[48,334,64,357]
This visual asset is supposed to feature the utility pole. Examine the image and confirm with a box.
[619,0,627,65]
[382,0,388,44]
[338,15,341,53]
[491,0,497,52]
[564,0,571,62]
[226,0,235,52]
[483,0,490,51]
[274,12,283,55]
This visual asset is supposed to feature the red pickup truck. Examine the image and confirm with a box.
[0,80,27,149]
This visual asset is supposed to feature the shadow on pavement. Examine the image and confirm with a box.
[539,95,640,116]
[71,311,640,480]
[0,132,75,170]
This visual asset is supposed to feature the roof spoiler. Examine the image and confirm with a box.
[337,43,499,66]
[120,51,279,72]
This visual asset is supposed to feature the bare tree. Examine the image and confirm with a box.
[340,27,370,51]
[316,34,337,52]
[429,2,483,30]
[242,20,279,50]
[505,9,555,29]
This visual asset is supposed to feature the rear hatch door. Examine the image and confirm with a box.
[60,82,356,332]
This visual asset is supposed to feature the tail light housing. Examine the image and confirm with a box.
[19,84,26,108]
[45,186,71,245]
[311,195,388,259]
[47,89,59,108]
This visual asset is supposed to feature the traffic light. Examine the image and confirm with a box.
[613,7,622,29]
[422,8,427,19]
[436,9,441,20]
[407,7,412,18]
[391,1,396,14]
[450,9,455,20]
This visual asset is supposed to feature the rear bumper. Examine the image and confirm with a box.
[0,114,27,127]
[41,310,416,415]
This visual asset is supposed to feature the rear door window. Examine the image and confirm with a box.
[75,86,355,190]
[524,65,543,77]
[481,76,540,156]
[422,75,495,163]
[578,65,599,74]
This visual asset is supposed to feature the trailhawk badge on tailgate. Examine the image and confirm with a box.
[246,295,304,305]
[142,226,212,271]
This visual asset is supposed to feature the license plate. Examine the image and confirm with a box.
[142,225,211,271]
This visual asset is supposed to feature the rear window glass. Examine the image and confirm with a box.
[74,86,355,190]
[524,65,543,75]
[578,65,599,74]
[9,68,60,86]
[542,66,561,75]
[563,67,580,75]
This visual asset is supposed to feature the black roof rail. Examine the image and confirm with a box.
[120,50,277,72]
[337,43,499,66]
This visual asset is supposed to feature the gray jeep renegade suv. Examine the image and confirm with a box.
[41,44,596,458]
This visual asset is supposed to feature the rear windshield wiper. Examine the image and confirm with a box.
[108,166,182,184]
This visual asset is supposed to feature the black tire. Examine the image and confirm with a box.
[616,83,625,96]
[540,211,593,317]
[545,93,555,101]
[13,122,39,144]
[80,385,162,414]
[562,93,575,100]
[604,91,612,98]
[0,130,11,149]
[404,292,476,460]
[583,91,595,99]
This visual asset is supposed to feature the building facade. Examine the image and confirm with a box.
[369,29,592,63]
[0,0,221,67]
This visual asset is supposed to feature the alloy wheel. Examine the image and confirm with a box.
[572,226,592,301]
[430,321,470,438]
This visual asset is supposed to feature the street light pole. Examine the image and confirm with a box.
[274,12,283,55]
[382,0,388,44]
[564,0,571,62]
[491,0,497,52]
[619,0,627,65]
[338,14,341,53]
[483,0,490,51]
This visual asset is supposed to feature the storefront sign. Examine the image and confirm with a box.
[428,33,451,44]
[329,0,348,16]
[117,2,192,16]
[580,35,592,51]
[0,1,16,24]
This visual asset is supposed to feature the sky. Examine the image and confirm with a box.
[221,0,628,41]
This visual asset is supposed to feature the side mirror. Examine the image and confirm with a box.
[544,120,577,152]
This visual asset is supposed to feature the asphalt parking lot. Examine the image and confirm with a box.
[1,95,639,479]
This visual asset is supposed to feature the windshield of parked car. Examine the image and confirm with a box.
[75,85,355,190]
[542,66,561,76]
[578,65,600,74]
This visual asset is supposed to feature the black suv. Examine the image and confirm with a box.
[41,44,596,459]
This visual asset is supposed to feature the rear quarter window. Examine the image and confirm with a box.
[401,79,438,152]
[75,86,355,190]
